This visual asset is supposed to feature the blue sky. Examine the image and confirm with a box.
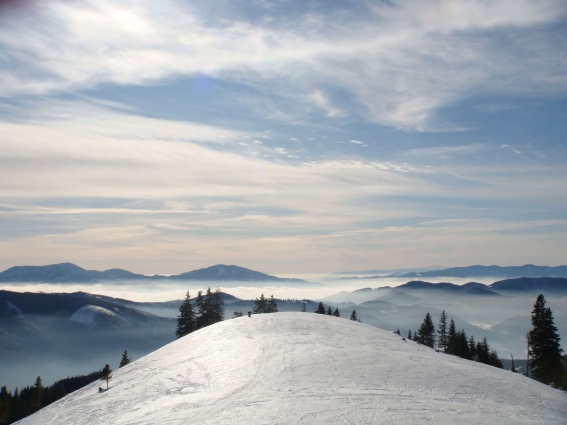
[0,0,566,274]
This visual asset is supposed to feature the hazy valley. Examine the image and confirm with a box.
[1,263,565,392]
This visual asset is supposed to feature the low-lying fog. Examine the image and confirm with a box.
[0,275,498,303]
[2,275,565,390]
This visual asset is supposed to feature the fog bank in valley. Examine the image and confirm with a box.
[1,275,565,390]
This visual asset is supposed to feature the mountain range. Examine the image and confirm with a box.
[324,278,567,305]
[395,264,567,278]
[0,263,306,283]
[394,277,567,294]
[3,262,567,285]
[336,264,567,279]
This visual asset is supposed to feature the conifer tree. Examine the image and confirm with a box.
[407,329,412,340]
[477,337,490,364]
[12,388,19,419]
[447,319,457,354]
[455,329,470,359]
[333,307,340,317]
[526,331,531,377]
[212,287,225,322]
[350,310,358,321]
[417,312,436,348]
[0,386,9,425]
[267,295,278,313]
[326,307,333,315]
[511,354,517,372]
[100,364,112,390]
[119,350,131,368]
[30,376,44,412]
[437,310,448,352]
[9,388,21,421]
[200,287,215,327]
[253,294,268,314]
[467,335,476,360]
[489,350,503,368]
[176,291,196,339]
[528,294,566,386]
[195,290,205,328]
[315,301,326,314]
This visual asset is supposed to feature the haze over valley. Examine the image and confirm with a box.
[1,262,565,392]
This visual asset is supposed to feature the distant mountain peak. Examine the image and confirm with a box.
[169,264,302,282]
[0,263,306,284]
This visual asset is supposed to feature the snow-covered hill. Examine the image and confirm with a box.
[16,313,567,424]
[70,304,125,328]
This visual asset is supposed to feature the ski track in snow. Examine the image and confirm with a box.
[15,313,567,425]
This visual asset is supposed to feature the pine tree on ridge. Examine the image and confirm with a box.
[437,310,448,352]
[417,312,435,348]
[528,294,566,386]
[176,291,196,339]
[120,350,131,368]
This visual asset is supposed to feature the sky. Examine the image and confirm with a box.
[0,0,566,275]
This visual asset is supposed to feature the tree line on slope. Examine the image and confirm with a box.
[251,294,279,314]
[176,287,225,339]
[406,294,567,389]
[313,301,363,322]
[231,294,279,317]
[408,311,503,368]
[0,350,132,425]
[0,372,100,424]
[314,301,340,317]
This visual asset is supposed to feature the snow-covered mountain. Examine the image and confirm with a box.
[70,304,128,329]
[16,313,567,424]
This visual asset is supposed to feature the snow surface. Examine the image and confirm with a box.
[70,304,118,327]
[16,313,567,424]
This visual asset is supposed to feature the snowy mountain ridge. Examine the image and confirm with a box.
[70,305,121,328]
[15,313,567,424]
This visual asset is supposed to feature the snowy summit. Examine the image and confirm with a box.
[16,313,567,424]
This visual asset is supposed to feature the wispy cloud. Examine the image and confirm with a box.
[309,90,347,118]
[404,144,485,158]
[0,1,566,273]
[1,0,565,130]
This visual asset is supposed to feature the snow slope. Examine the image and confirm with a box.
[70,304,120,328]
[16,313,567,424]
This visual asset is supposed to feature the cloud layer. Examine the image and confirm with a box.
[1,0,566,273]
[1,0,566,129]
